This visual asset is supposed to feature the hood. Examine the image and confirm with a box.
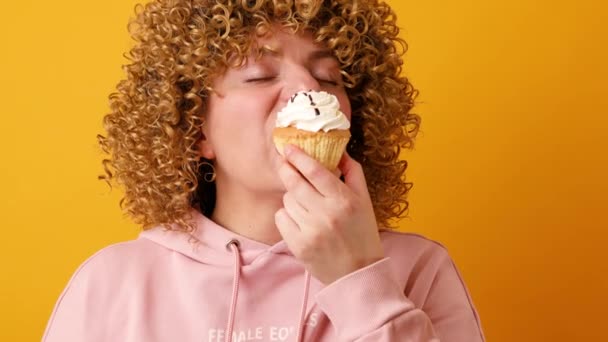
[140,208,295,266]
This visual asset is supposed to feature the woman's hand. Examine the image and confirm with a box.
[275,144,385,285]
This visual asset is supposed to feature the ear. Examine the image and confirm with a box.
[197,130,215,160]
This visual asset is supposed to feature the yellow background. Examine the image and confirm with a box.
[0,0,606,341]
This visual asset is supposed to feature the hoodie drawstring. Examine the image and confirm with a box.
[225,239,241,342]
[296,271,311,342]
[225,239,312,342]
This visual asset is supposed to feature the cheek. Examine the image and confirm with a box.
[208,91,272,127]
[338,93,352,121]
[205,92,276,150]
[230,85,279,111]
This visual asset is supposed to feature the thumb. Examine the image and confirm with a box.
[337,151,368,196]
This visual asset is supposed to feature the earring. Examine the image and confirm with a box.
[200,160,216,182]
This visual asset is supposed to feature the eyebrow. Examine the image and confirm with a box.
[256,44,336,61]
[309,49,336,61]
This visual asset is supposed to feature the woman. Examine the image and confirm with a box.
[43,0,485,341]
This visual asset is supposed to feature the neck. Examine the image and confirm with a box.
[210,179,284,246]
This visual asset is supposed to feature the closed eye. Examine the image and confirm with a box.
[245,77,276,83]
[317,78,339,86]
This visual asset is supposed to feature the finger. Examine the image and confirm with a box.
[332,167,342,179]
[278,159,323,203]
[274,208,303,250]
[283,144,340,197]
[337,151,368,196]
[282,192,310,225]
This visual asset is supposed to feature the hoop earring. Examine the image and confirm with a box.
[200,160,216,182]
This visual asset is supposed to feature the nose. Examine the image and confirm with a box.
[280,66,321,102]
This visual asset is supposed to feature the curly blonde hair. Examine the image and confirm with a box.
[99,0,420,232]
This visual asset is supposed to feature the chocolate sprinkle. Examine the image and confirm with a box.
[315,108,320,116]
[307,95,315,106]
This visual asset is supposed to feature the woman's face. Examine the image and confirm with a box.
[199,27,352,194]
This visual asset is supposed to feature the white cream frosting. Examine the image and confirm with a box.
[275,90,350,132]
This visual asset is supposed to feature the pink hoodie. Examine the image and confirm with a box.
[43,209,485,341]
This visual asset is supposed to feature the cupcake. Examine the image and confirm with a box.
[273,90,351,171]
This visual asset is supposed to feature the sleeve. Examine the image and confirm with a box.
[42,263,94,341]
[42,249,123,342]
[314,253,485,342]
